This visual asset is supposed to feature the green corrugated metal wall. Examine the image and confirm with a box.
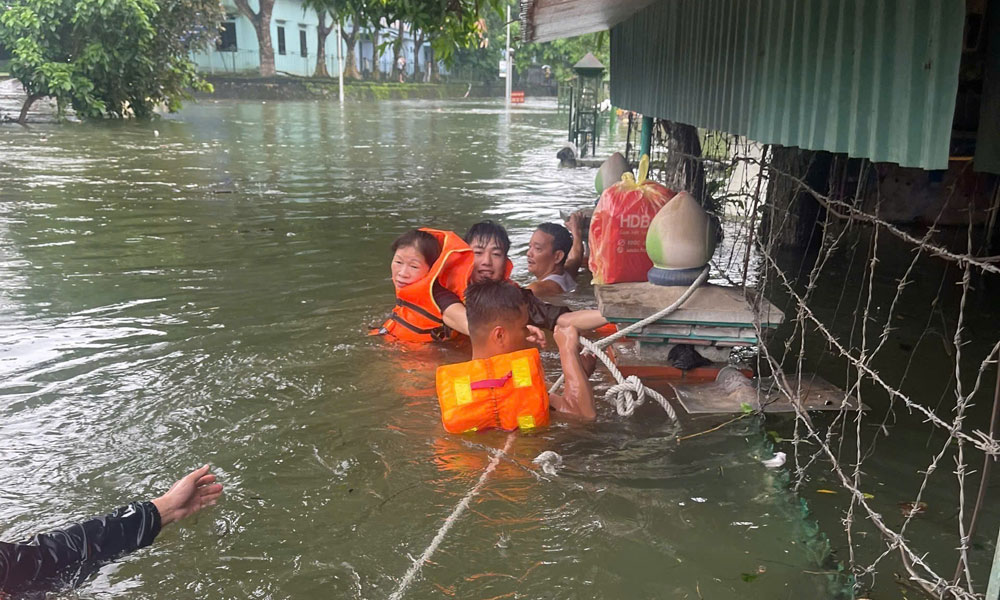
[974,3,1000,174]
[610,0,965,170]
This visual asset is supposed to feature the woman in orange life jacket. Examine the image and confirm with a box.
[377,228,474,343]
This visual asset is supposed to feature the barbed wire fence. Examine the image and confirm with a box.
[623,118,1000,599]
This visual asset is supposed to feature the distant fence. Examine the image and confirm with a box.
[193,48,450,81]
[191,49,344,78]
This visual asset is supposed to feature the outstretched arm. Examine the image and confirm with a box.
[549,324,596,421]
[1,465,222,595]
[556,309,607,331]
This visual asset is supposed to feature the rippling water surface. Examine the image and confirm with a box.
[1,99,849,598]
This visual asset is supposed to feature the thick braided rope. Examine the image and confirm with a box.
[548,265,710,423]
[580,336,679,421]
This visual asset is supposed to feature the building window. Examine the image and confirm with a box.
[299,27,307,57]
[217,21,237,52]
[277,25,286,55]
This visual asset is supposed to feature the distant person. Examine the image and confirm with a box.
[397,55,407,83]
[526,223,577,296]
[1,465,223,596]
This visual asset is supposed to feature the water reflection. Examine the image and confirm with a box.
[0,99,845,599]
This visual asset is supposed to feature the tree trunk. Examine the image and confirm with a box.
[314,11,332,78]
[391,21,404,81]
[371,28,381,81]
[233,0,276,76]
[341,15,361,80]
[17,94,40,125]
[429,45,439,82]
[657,120,707,205]
[412,31,425,82]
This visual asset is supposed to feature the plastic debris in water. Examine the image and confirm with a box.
[532,451,563,476]
[898,501,928,516]
[761,452,786,468]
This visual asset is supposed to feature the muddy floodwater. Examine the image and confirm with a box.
[1,98,996,599]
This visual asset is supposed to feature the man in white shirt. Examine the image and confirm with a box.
[526,222,577,296]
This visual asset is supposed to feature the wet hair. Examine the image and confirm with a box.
[391,229,440,267]
[464,220,511,256]
[536,222,573,266]
[464,279,527,337]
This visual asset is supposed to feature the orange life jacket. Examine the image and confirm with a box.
[377,229,474,343]
[436,348,550,433]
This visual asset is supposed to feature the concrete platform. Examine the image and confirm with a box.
[595,282,784,347]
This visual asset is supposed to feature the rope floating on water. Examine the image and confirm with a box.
[388,432,517,600]
[390,266,708,598]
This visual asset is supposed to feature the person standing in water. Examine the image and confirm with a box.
[526,223,577,296]
[445,279,596,425]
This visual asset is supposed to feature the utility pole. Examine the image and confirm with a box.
[336,17,344,104]
[505,4,512,107]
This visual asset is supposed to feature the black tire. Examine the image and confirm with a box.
[646,266,704,286]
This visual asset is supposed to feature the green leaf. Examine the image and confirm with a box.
[740,402,753,414]
[740,573,759,583]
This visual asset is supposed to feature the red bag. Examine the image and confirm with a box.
[588,156,676,284]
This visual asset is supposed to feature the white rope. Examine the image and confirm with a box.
[548,265,710,424]
[388,431,517,600]
[581,337,679,421]
[390,266,708,598]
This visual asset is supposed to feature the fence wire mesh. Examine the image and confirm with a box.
[623,118,1000,599]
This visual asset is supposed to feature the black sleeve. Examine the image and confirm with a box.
[0,501,162,595]
[522,288,571,331]
[432,282,462,313]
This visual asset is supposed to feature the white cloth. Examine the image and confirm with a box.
[542,271,577,293]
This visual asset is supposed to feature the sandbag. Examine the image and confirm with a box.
[588,155,676,284]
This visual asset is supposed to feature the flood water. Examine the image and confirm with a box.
[1,98,994,599]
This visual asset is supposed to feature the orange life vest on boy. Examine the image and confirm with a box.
[436,348,550,433]
[378,229,474,343]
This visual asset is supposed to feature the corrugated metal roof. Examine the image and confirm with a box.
[519,0,656,43]
[610,0,965,170]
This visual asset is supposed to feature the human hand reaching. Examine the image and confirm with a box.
[526,324,548,349]
[152,465,223,527]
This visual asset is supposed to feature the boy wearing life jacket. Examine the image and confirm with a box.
[436,279,596,433]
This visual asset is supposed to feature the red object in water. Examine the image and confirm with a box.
[588,156,676,284]
[511,91,525,104]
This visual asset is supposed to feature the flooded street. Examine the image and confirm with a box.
[1,98,993,598]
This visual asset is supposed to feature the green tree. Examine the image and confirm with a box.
[517,31,609,81]
[450,0,609,84]
[0,0,222,123]
[302,0,363,79]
